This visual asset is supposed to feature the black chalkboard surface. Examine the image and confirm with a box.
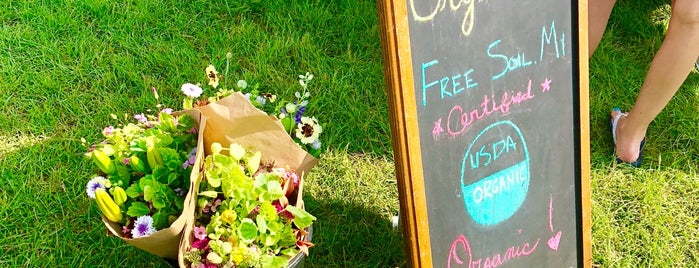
[377,0,591,267]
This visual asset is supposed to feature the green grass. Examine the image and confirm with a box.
[0,0,696,267]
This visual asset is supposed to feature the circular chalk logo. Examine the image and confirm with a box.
[460,121,530,226]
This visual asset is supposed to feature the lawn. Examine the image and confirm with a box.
[0,0,696,267]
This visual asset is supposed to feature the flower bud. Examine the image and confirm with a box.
[110,186,127,206]
[95,188,123,222]
[130,155,148,173]
[92,150,116,175]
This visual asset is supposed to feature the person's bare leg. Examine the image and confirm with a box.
[613,0,699,163]
[589,0,617,56]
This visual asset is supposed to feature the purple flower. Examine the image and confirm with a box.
[102,126,115,136]
[193,226,207,240]
[122,158,131,165]
[86,176,108,199]
[131,215,157,238]
[183,148,197,169]
[181,83,203,98]
[294,105,306,124]
[161,108,173,115]
[134,113,147,123]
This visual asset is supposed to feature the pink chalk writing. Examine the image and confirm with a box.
[448,234,540,268]
[549,194,554,232]
[541,77,552,92]
[547,231,562,251]
[439,79,536,140]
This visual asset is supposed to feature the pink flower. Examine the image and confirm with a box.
[192,237,209,250]
[287,172,300,187]
[193,226,207,240]
[161,108,173,114]
[134,113,147,123]
[103,126,115,136]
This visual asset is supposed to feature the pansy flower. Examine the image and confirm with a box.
[205,65,219,88]
[295,116,322,145]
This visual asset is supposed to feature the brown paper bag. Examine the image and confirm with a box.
[100,109,207,260]
[195,92,318,176]
[178,92,318,267]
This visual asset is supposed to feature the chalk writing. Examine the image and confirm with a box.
[433,79,538,140]
[541,78,552,92]
[547,194,563,251]
[488,40,533,81]
[540,20,565,61]
[448,234,540,268]
[547,231,562,251]
[421,60,478,107]
[408,0,480,37]
[461,121,529,225]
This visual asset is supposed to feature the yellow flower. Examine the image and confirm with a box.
[205,65,219,88]
[221,209,237,224]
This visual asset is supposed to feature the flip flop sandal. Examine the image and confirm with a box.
[610,108,645,167]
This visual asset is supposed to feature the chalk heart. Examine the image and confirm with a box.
[547,231,562,251]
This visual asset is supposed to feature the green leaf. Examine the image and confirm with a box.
[152,211,169,229]
[244,151,261,175]
[280,117,294,133]
[126,202,151,217]
[260,255,288,268]
[222,166,248,198]
[143,185,154,201]
[265,180,284,200]
[152,196,167,210]
[125,183,143,198]
[256,215,268,234]
[176,114,195,130]
[159,113,177,133]
[286,205,316,229]
[238,218,258,243]
[167,173,179,185]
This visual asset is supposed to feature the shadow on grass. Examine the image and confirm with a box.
[303,195,406,268]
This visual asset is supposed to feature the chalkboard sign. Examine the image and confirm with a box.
[377,0,592,267]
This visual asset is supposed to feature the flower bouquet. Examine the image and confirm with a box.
[180,143,315,268]
[180,63,323,159]
[176,63,321,267]
[84,107,205,259]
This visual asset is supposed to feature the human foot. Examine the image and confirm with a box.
[610,108,646,167]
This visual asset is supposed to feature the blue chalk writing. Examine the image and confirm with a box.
[488,40,533,81]
[421,59,478,107]
[460,121,530,226]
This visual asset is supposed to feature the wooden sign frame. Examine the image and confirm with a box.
[376,0,591,267]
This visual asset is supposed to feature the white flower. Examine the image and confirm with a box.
[295,116,322,145]
[131,215,157,238]
[86,176,109,199]
[181,83,203,98]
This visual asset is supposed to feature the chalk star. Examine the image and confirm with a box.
[432,118,444,140]
[541,78,552,92]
